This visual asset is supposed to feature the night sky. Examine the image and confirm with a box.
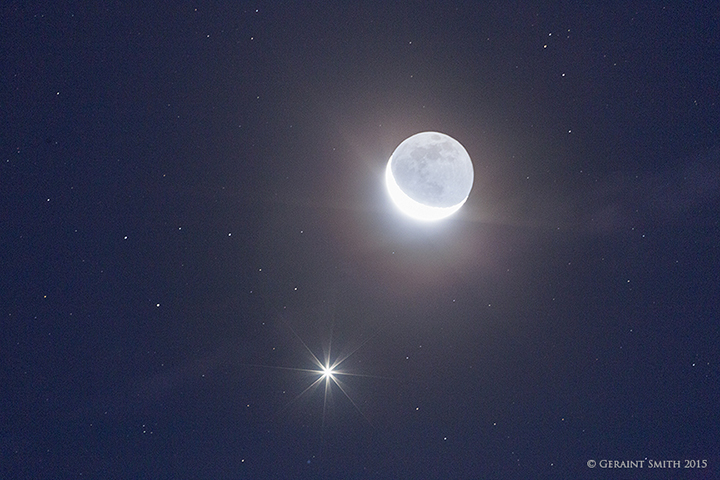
[2,2,720,479]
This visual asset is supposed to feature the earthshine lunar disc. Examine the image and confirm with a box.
[386,131,474,221]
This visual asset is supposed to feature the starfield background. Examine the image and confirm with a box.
[2,2,719,479]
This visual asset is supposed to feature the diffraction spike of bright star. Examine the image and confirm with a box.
[280,322,374,426]
[246,314,393,429]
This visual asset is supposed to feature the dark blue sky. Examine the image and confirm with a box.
[2,1,719,478]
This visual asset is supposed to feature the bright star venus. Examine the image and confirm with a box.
[320,364,335,380]
[290,344,365,423]
[246,314,396,432]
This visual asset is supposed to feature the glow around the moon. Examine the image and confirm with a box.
[386,132,474,221]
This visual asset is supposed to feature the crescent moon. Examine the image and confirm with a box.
[385,132,474,221]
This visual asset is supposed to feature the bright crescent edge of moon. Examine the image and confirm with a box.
[385,160,468,221]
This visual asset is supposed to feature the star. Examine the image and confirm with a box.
[247,313,395,431]
[320,364,335,380]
